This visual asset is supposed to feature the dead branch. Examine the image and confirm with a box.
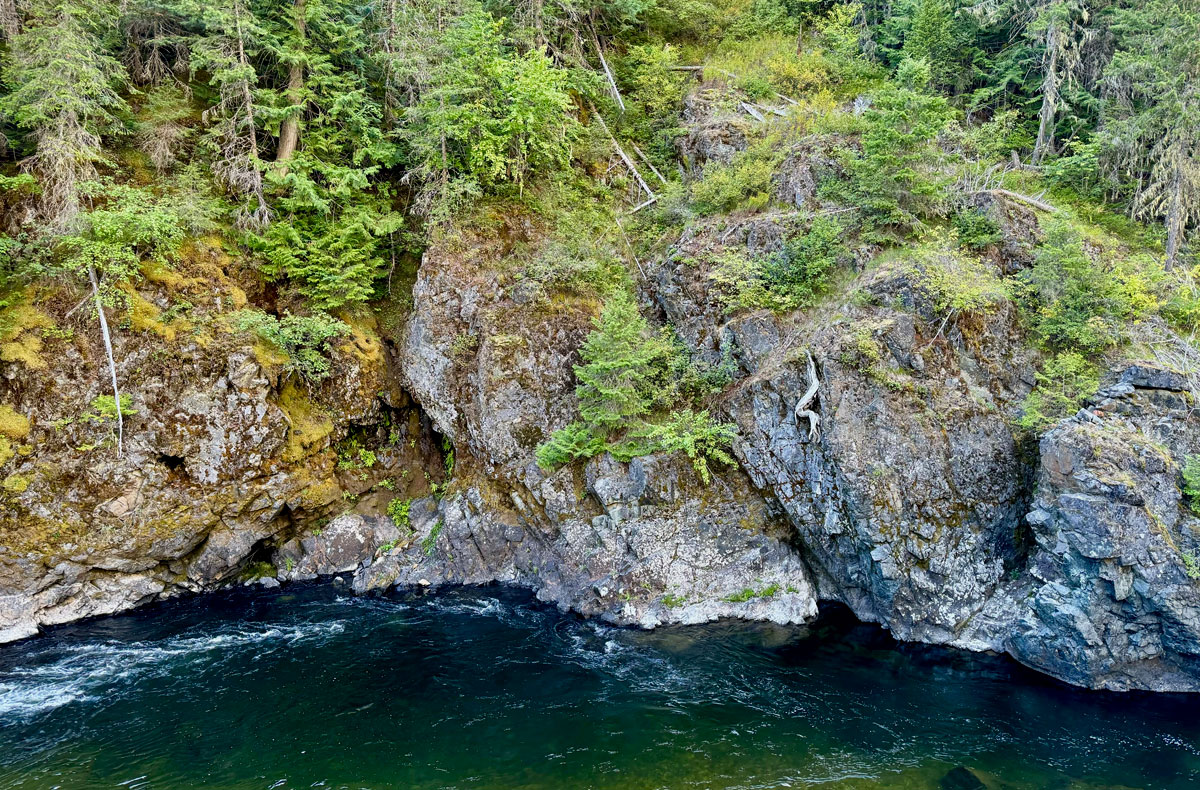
[88,266,124,458]
[591,31,625,113]
[974,188,1058,214]
[793,352,821,441]
[631,144,668,186]
[590,102,655,200]
[740,102,766,122]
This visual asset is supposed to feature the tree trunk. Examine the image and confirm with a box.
[88,266,124,458]
[0,0,18,42]
[1165,162,1184,271]
[1032,21,1059,165]
[275,0,306,169]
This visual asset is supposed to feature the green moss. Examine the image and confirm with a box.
[2,474,30,494]
[0,405,31,440]
[0,333,46,370]
[278,382,335,462]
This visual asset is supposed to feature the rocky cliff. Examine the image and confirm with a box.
[3,173,1200,695]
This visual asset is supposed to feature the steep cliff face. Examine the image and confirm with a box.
[348,221,819,627]
[1011,362,1200,691]
[3,180,1200,695]
[0,245,446,642]
[653,212,1036,650]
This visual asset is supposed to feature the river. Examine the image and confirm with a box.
[1,585,1196,789]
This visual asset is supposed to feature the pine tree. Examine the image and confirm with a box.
[902,0,955,89]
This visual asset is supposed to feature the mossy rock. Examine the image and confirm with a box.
[278,382,335,462]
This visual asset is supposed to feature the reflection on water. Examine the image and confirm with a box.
[0,585,1195,790]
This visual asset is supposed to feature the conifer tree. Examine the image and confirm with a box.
[1,0,127,227]
[1103,0,1200,268]
[574,292,666,435]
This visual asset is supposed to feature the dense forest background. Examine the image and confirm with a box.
[0,0,1198,469]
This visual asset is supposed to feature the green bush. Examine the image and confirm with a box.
[1016,352,1100,432]
[691,150,777,215]
[1018,220,1160,353]
[1182,456,1200,515]
[617,409,737,485]
[908,232,1008,316]
[763,216,848,306]
[387,497,412,531]
[952,208,1002,250]
[235,310,349,383]
[707,217,848,313]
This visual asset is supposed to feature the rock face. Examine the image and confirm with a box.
[1009,362,1200,691]
[0,255,445,643]
[3,197,1200,695]
[352,453,817,628]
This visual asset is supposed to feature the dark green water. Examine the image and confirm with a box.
[0,586,1197,790]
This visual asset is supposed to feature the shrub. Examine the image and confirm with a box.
[708,217,848,313]
[908,233,1008,317]
[691,150,777,215]
[1018,220,1159,353]
[618,409,737,485]
[952,208,1002,249]
[1183,456,1200,515]
[763,216,847,306]
[388,497,412,531]
[1016,352,1100,432]
[87,394,137,421]
[235,310,349,383]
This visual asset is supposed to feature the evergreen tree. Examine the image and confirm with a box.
[574,292,666,435]
[902,0,954,90]
[1103,0,1200,268]
[1,0,128,228]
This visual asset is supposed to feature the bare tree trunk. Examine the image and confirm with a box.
[88,266,124,458]
[1032,22,1060,165]
[0,0,18,42]
[274,0,306,169]
[1165,163,1183,271]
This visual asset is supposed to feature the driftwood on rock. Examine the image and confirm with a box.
[793,352,820,441]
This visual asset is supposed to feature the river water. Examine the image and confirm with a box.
[0,585,1196,789]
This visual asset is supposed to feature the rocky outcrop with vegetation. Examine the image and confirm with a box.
[2,0,1200,693]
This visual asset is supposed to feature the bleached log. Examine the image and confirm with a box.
[740,102,766,122]
[590,103,655,199]
[632,144,668,186]
[592,33,625,113]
